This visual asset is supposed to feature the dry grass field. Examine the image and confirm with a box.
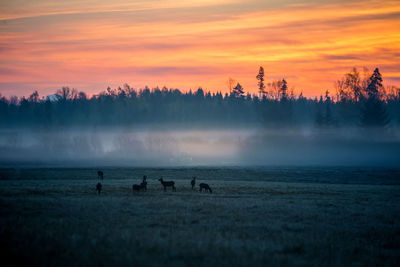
[0,167,399,266]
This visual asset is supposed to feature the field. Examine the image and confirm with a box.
[0,167,400,266]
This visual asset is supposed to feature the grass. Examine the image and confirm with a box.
[0,168,400,266]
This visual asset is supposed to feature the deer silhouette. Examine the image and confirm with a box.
[141,175,147,191]
[199,183,212,193]
[159,177,176,192]
[191,177,196,190]
[96,182,102,194]
[132,182,146,192]
[132,176,148,192]
[97,170,104,180]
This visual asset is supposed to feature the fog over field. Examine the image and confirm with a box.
[1,127,399,167]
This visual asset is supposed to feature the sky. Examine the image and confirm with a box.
[0,0,399,98]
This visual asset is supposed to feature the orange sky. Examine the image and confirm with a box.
[0,0,399,97]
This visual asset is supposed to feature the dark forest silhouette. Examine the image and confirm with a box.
[0,67,399,128]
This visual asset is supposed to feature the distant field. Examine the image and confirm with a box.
[1,166,400,184]
[0,167,400,266]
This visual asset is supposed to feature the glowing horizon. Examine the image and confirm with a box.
[0,0,399,98]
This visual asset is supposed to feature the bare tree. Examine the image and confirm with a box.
[226,77,236,94]
[56,87,77,101]
[28,91,39,103]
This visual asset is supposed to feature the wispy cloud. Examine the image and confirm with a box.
[0,0,399,97]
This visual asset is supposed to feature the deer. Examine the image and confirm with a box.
[158,177,176,192]
[132,182,146,192]
[199,183,212,193]
[141,175,147,192]
[133,176,147,192]
[96,182,102,194]
[191,177,196,190]
[97,170,104,180]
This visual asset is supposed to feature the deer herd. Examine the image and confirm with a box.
[95,171,212,195]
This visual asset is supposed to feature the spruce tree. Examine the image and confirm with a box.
[324,90,333,126]
[280,79,288,101]
[231,83,244,98]
[256,66,265,97]
[360,68,390,127]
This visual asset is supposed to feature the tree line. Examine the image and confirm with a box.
[0,67,399,128]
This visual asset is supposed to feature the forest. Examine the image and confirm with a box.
[0,67,399,129]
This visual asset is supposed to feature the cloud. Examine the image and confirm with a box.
[0,0,243,22]
[0,67,22,76]
[91,66,223,77]
[0,0,399,97]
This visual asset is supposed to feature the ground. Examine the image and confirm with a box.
[0,167,399,266]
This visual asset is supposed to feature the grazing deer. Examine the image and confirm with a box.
[97,170,104,180]
[191,177,196,190]
[132,176,147,192]
[199,183,212,193]
[132,182,146,192]
[96,182,102,194]
[158,177,176,192]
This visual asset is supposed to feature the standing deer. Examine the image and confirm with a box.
[199,183,212,193]
[191,177,196,190]
[96,182,102,194]
[141,175,147,191]
[158,177,176,192]
[97,170,104,180]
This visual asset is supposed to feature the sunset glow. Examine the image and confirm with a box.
[1,0,399,97]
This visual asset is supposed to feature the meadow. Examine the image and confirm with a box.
[0,167,399,266]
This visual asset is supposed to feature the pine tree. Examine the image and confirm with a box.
[360,68,390,127]
[324,90,333,126]
[256,66,265,97]
[231,83,244,98]
[366,68,382,98]
[280,79,288,101]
